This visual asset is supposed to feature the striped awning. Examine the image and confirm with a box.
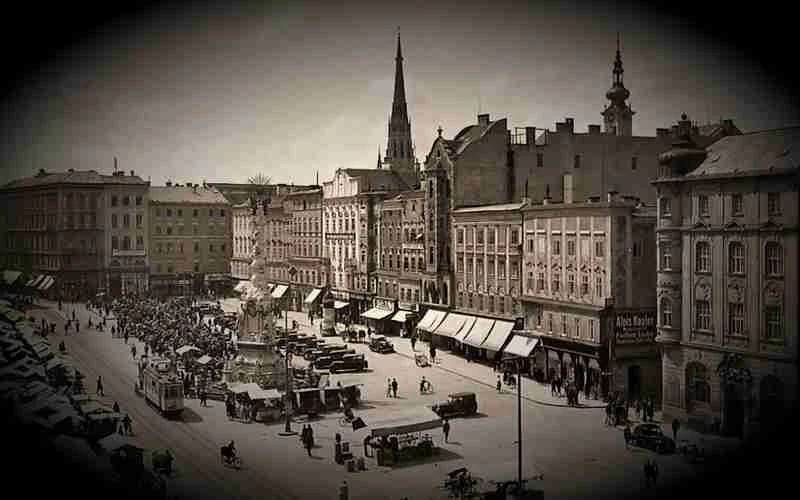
[39,276,55,291]
[433,313,470,338]
[271,284,288,299]
[304,288,322,304]
[333,301,349,310]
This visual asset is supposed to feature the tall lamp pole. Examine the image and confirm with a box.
[280,266,298,436]
[517,357,522,489]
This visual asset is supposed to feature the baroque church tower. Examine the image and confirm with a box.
[601,33,635,136]
[381,29,420,188]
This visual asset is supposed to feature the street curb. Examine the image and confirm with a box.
[392,350,606,410]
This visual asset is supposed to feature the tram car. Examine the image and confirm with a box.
[137,357,184,417]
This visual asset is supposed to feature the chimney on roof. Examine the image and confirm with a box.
[36,168,46,177]
[166,181,172,187]
[68,168,74,173]
[555,121,567,133]
[478,113,490,126]
[607,190,618,203]
[130,170,134,177]
[565,118,574,133]
[525,127,537,146]
[588,124,601,135]
[113,157,118,172]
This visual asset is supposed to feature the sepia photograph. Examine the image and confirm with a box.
[0,1,797,499]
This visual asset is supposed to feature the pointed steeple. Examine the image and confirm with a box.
[377,146,382,169]
[385,26,416,186]
[391,27,408,123]
[602,31,634,136]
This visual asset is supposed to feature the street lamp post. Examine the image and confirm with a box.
[280,266,298,436]
[516,358,522,489]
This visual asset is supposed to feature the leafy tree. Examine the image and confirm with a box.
[248,173,271,187]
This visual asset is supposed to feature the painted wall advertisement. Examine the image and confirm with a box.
[614,310,656,344]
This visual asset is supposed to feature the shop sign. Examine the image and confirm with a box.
[614,310,656,344]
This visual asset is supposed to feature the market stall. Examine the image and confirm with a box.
[227,382,283,423]
[365,409,442,466]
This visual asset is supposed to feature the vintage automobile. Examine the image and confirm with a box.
[630,423,676,454]
[431,392,478,419]
[369,335,394,353]
[329,354,368,373]
[312,355,334,370]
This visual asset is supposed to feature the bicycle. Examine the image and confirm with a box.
[441,468,483,499]
[419,381,434,394]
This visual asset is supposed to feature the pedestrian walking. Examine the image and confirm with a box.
[391,378,398,398]
[113,401,120,413]
[96,376,104,396]
[672,418,680,441]
[386,379,392,398]
[624,424,632,450]
[650,460,658,486]
[551,378,557,396]
[123,414,132,435]
[410,335,417,351]
[339,480,349,500]
[200,389,208,407]
[496,376,502,393]
[305,426,314,456]
[429,345,436,363]
[442,418,450,443]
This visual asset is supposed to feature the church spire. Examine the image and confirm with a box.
[385,26,415,185]
[602,31,634,136]
[392,27,408,121]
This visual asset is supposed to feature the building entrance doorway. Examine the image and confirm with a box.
[627,365,642,402]
[723,384,745,438]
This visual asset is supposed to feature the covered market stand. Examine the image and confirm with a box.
[365,408,443,466]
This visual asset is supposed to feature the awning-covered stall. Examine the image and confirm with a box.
[461,317,496,347]
[271,284,288,299]
[453,315,477,343]
[39,276,55,291]
[481,320,515,352]
[333,301,349,310]
[196,355,213,365]
[304,288,322,304]
[227,382,281,400]
[175,345,201,356]
[432,313,469,338]
[361,308,393,321]
[391,310,412,324]
[503,335,540,357]
[369,408,443,438]
[416,309,446,333]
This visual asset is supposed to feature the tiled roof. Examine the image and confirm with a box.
[149,186,230,205]
[686,127,800,178]
[342,168,409,191]
[454,202,526,214]
[2,170,146,189]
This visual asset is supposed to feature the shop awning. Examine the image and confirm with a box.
[39,276,55,291]
[433,313,470,338]
[227,382,281,400]
[196,355,213,365]
[453,315,477,342]
[391,310,411,323]
[271,284,288,299]
[30,275,46,288]
[304,288,322,304]
[234,281,252,293]
[416,309,447,332]
[333,301,349,310]
[504,335,540,358]
[368,408,443,438]
[3,270,22,285]
[481,320,515,351]
[361,308,393,321]
[461,317,496,347]
[176,345,201,356]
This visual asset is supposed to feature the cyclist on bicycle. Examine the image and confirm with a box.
[343,404,354,421]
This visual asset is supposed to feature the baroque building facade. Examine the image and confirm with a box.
[231,201,253,281]
[286,187,328,313]
[655,118,799,437]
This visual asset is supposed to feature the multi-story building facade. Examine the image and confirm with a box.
[520,193,658,401]
[231,201,253,281]
[654,119,799,437]
[148,183,231,295]
[375,190,425,305]
[286,188,328,312]
[323,169,407,322]
[104,168,149,296]
[0,167,149,299]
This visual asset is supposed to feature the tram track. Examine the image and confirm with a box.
[57,308,298,500]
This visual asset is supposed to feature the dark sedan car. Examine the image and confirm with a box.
[631,423,676,454]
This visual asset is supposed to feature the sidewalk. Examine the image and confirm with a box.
[282,310,606,410]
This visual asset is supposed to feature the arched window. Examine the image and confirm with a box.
[728,242,744,274]
[685,362,710,409]
[765,242,783,276]
[695,242,711,272]
[660,297,672,327]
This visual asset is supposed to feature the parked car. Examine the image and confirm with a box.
[431,392,478,419]
[631,423,676,454]
[329,354,368,373]
[312,356,334,370]
[368,335,394,353]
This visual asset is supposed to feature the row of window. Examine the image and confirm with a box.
[660,298,783,341]
[152,262,213,273]
[381,253,425,272]
[110,195,144,207]
[533,153,638,171]
[528,237,606,258]
[154,224,226,236]
[527,272,604,297]
[154,207,226,218]
[534,311,597,342]
[378,282,420,303]
[111,214,143,229]
[111,235,144,251]
[292,218,321,234]
[660,192,782,218]
[383,226,423,243]
[456,227,520,245]
[687,241,783,275]
[457,292,511,315]
[154,242,226,254]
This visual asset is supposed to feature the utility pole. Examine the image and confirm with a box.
[517,358,522,489]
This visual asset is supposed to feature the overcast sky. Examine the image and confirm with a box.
[1,0,798,186]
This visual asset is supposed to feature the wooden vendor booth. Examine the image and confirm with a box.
[366,408,442,466]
